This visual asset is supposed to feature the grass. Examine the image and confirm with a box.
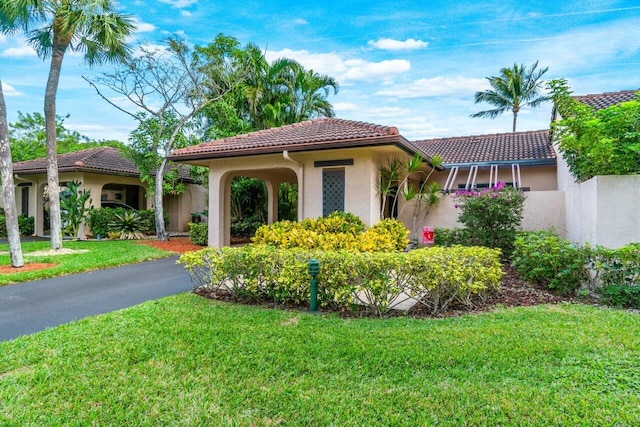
[0,240,172,286]
[1,295,639,425]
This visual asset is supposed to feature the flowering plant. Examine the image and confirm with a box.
[453,182,525,257]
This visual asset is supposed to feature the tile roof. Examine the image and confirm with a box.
[13,147,140,176]
[573,89,638,110]
[13,147,195,181]
[171,117,417,161]
[412,130,555,166]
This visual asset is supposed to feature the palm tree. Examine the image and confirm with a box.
[0,0,135,249]
[471,61,551,132]
[290,64,339,122]
[0,78,24,267]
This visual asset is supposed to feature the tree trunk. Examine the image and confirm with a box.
[44,39,67,250]
[155,157,168,241]
[0,78,24,267]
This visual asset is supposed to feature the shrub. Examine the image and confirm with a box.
[512,230,588,295]
[0,215,34,238]
[590,244,640,309]
[18,215,35,236]
[108,211,147,240]
[189,222,208,246]
[434,227,470,246]
[231,215,264,238]
[179,245,502,316]
[87,207,166,238]
[252,212,408,252]
[454,184,525,258]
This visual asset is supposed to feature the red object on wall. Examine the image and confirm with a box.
[422,226,434,244]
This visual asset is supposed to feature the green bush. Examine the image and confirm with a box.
[179,245,503,316]
[231,215,264,238]
[252,212,408,252]
[512,230,588,295]
[434,227,470,246]
[0,215,35,238]
[108,211,147,239]
[455,184,525,258]
[590,244,640,309]
[18,215,35,236]
[189,222,208,246]
[599,285,640,309]
[87,207,166,238]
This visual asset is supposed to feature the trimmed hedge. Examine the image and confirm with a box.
[87,207,167,238]
[179,245,503,316]
[189,222,208,246]
[252,212,409,252]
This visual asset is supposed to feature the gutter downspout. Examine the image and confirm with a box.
[283,150,304,220]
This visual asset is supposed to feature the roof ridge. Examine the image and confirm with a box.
[573,89,639,98]
[412,129,549,144]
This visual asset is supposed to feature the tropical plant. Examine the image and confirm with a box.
[60,180,93,239]
[548,79,640,182]
[0,77,23,266]
[454,183,525,257]
[471,61,551,132]
[0,0,135,250]
[108,211,147,240]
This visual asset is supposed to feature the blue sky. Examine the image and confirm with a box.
[1,0,639,142]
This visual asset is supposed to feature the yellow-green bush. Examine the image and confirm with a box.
[252,212,408,252]
[179,245,503,315]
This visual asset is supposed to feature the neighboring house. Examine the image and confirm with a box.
[12,147,207,237]
[412,129,557,192]
[170,118,442,247]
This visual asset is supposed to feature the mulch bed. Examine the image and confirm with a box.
[0,263,57,274]
[136,237,205,253]
[193,265,585,319]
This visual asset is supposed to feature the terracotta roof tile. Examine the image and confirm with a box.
[171,117,407,160]
[13,147,195,181]
[574,89,638,110]
[412,130,555,165]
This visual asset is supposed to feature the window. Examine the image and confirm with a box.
[322,169,345,216]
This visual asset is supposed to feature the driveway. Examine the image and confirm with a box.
[0,256,191,342]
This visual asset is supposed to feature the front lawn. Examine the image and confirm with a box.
[0,240,172,286]
[1,294,639,425]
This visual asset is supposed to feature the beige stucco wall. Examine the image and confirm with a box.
[398,190,567,241]
[430,164,557,192]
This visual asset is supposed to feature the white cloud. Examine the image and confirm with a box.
[0,44,37,58]
[294,18,308,25]
[333,102,359,111]
[132,18,156,33]
[181,10,192,17]
[1,82,24,97]
[368,38,429,51]
[266,48,410,84]
[0,34,6,44]
[158,0,197,8]
[374,76,486,98]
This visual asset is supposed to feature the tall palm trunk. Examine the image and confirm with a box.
[44,36,67,250]
[0,78,24,267]
[155,157,168,241]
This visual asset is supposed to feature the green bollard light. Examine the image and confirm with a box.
[308,259,320,312]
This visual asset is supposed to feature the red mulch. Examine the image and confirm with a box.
[136,237,205,253]
[0,263,57,274]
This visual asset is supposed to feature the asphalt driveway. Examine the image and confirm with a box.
[0,256,191,342]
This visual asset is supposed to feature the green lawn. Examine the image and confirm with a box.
[0,240,172,286]
[1,295,639,425]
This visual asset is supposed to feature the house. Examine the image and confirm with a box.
[170,118,442,247]
[172,88,639,249]
[12,147,207,237]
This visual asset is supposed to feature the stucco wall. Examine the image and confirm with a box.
[429,164,557,192]
[398,190,567,240]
